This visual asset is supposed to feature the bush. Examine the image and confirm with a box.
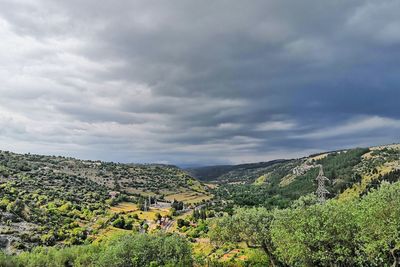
[1,233,193,267]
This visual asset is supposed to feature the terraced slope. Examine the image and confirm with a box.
[0,151,209,198]
[0,150,211,252]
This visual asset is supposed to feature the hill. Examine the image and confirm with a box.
[0,150,209,198]
[186,160,287,183]
[1,144,399,265]
[207,144,400,208]
[0,150,211,252]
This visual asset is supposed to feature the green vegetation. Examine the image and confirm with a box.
[1,144,400,266]
[212,148,370,209]
[188,160,287,184]
[0,150,209,199]
[0,150,211,252]
[210,181,400,266]
[0,232,192,267]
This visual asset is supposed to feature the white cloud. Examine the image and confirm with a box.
[0,0,399,165]
[294,116,400,139]
[347,1,400,45]
[255,121,296,131]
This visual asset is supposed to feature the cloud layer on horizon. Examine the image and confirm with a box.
[0,0,399,166]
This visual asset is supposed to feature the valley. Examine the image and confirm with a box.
[1,144,400,266]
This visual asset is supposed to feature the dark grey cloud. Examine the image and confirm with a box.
[0,0,399,165]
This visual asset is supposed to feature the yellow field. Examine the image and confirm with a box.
[110,202,138,213]
[131,208,169,221]
[165,192,212,204]
[254,174,268,185]
[109,202,169,221]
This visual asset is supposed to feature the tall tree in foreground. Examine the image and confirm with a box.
[211,182,400,266]
[271,200,360,266]
[210,207,280,267]
[356,182,400,266]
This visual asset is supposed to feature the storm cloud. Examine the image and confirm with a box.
[0,0,399,165]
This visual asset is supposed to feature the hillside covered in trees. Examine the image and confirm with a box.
[1,144,400,266]
[0,150,207,196]
[196,145,400,210]
[0,150,211,253]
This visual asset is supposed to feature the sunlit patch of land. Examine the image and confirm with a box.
[192,240,263,264]
[110,202,138,213]
[340,145,400,201]
[309,153,328,161]
[204,183,218,189]
[254,173,269,185]
[109,202,170,220]
[133,208,170,221]
[165,192,213,204]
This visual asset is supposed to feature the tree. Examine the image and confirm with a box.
[210,207,279,267]
[271,200,360,266]
[356,182,400,266]
[4,232,193,267]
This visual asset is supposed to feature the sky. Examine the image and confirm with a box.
[0,0,399,166]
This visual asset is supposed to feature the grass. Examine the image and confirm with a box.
[110,202,138,213]
[194,241,260,264]
[109,202,169,221]
[339,161,397,201]
[278,174,297,187]
[131,208,169,221]
[192,238,214,256]
[165,192,212,204]
[94,226,131,242]
[254,174,268,185]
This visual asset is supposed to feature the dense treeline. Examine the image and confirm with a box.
[188,160,288,183]
[316,148,370,193]
[0,233,192,267]
[210,182,400,266]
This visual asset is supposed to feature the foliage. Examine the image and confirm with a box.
[188,160,287,183]
[211,182,400,266]
[0,232,193,267]
[0,150,209,250]
[210,207,277,266]
[356,182,400,265]
[271,200,360,266]
[212,148,370,209]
